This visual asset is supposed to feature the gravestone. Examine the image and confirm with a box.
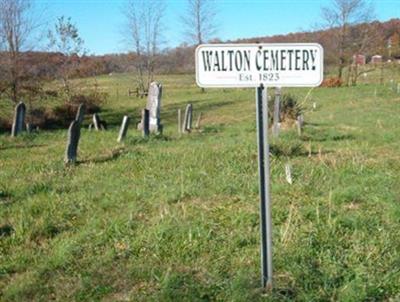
[26,123,38,133]
[296,116,302,136]
[142,109,150,138]
[64,120,81,164]
[75,103,86,124]
[285,163,293,184]
[182,104,193,133]
[312,102,317,110]
[93,114,101,130]
[138,82,162,133]
[118,115,130,142]
[11,102,26,137]
[298,114,304,127]
[195,112,202,129]
[272,88,281,138]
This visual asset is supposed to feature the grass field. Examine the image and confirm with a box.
[1,69,400,301]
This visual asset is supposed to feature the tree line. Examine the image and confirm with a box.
[0,0,399,106]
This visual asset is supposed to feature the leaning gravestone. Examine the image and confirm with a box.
[75,103,86,124]
[182,104,193,133]
[11,102,26,137]
[118,115,130,142]
[195,112,202,129]
[64,120,81,164]
[138,82,162,133]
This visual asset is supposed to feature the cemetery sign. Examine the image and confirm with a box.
[196,43,323,88]
[195,43,324,289]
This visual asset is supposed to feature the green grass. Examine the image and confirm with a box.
[1,70,400,301]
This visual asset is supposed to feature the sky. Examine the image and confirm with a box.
[35,0,400,55]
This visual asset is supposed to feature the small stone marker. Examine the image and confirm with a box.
[64,120,81,164]
[312,102,317,110]
[118,115,130,142]
[195,112,202,129]
[75,103,86,124]
[296,118,302,136]
[298,114,304,127]
[93,114,101,131]
[285,163,293,184]
[142,109,150,138]
[11,101,26,137]
[147,82,163,133]
[182,104,193,133]
[272,88,281,138]
[26,123,34,133]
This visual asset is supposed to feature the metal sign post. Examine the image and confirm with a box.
[255,85,273,288]
[195,43,323,289]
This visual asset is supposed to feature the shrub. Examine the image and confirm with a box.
[321,77,342,88]
[69,91,106,114]
[0,116,12,133]
[32,91,106,128]
[269,93,303,124]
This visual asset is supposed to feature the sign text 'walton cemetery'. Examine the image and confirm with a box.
[196,43,323,87]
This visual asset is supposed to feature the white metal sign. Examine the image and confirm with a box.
[196,43,324,88]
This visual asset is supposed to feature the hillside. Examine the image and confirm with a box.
[1,70,400,300]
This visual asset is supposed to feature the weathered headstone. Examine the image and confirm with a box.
[75,103,86,124]
[118,115,130,142]
[285,163,293,184]
[26,123,36,134]
[147,82,162,133]
[142,109,150,138]
[92,113,107,131]
[296,117,302,136]
[312,102,317,110]
[182,104,193,133]
[272,88,281,138]
[11,102,26,137]
[195,112,202,129]
[64,120,81,164]
[298,114,304,127]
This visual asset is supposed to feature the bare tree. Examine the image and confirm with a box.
[123,0,165,92]
[0,0,35,103]
[321,0,375,81]
[182,0,217,45]
[47,16,85,102]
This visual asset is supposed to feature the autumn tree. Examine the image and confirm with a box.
[123,0,165,92]
[0,0,35,103]
[47,16,85,101]
[321,0,375,81]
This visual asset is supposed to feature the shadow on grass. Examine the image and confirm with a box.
[0,143,47,151]
[79,147,127,165]
[301,127,355,142]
